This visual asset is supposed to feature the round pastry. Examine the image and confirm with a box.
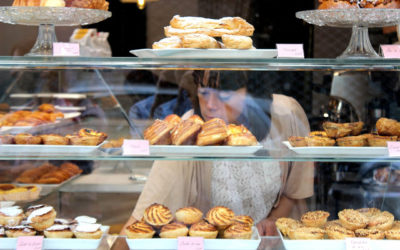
[301,210,330,228]
[357,208,381,218]
[159,222,189,238]
[392,220,400,229]
[171,120,202,145]
[2,186,30,201]
[40,134,69,145]
[196,118,228,146]
[125,221,155,239]
[288,226,325,240]
[223,223,252,239]
[368,211,394,230]
[44,224,73,238]
[225,124,257,146]
[143,203,173,227]
[38,104,56,113]
[205,206,234,230]
[385,228,400,240]
[338,209,368,230]
[233,215,254,227]
[0,134,14,144]
[189,221,218,239]
[376,117,400,137]
[355,228,384,239]
[325,224,355,239]
[0,206,24,226]
[14,133,42,145]
[336,135,368,147]
[288,136,307,147]
[309,131,328,137]
[323,122,352,138]
[26,205,57,231]
[344,121,364,136]
[275,217,302,237]
[25,204,48,216]
[5,225,36,237]
[323,220,342,229]
[54,218,77,226]
[367,135,398,147]
[305,136,336,146]
[144,119,174,145]
[73,223,103,239]
[74,215,97,224]
[175,207,203,225]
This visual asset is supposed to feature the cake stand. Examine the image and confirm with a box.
[0,7,111,56]
[296,9,400,58]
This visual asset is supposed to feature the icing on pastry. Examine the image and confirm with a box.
[27,206,53,222]
[75,216,97,224]
[45,224,70,231]
[74,223,101,232]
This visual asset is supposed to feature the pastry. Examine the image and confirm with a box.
[26,205,57,231]
[221,35,253,49]
[301,210,330,228]
[318,0,400,9]
[189,221,218,239]
[14,133,42,144]
[44,224,73,238]
[74,215,97,224]
[305,136,335,146]
[40,134,69,145]
[275,217,302,237]
[181,34,220,49]
[187,115,204,125]
[144,119,174,145]
[288,226,325,240]
[225,124,257,146]
[25,185,41,200]
[385,228,400,240]
[338,209,368,230]
[345,121,364,136]
[164,114,181,127]
[78,128,107,143]
[233,215,254,227]
[125,221,155,239]
[392,220,400,229]
[357,208,381,218]
[323,220,342,229]
[0,134,14,144]
[367,135,398,147]
[0,206,24,226]
[38,103,56,113]
[355,228,384,239]
[223,223,252,239]
[175,207,203,225]
[152,36,182,49]
[159,222,189,238]
[368,211,394,230]
[323,122,352,138]
[25,204,47,216]
[171,120,202,145]
[54,218,77,226]
[73,223,103,239]
[5,225,36,237]
[309,131,328,137]
[288,136,307,147]
[143,203,173,227]
[325,224,355,239]
[376,117,400,137]
[0,226,4,237]
[205,206,234,230]
[67,0,109,10]
[59,162,82,176]
[196,118,228,146]
[2,186,30,201]
[336,135,368,147]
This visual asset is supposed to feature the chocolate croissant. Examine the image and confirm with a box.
[143,120,174,145]
[143,203,173,227]
[196,118,228,146]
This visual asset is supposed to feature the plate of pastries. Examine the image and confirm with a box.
[131,15,277,58]
[284,118,400,155]
[143,114,262,156]
[0,204,109,249]
[276,207,400,250]
[125,203,260,250]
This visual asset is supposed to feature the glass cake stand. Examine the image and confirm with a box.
[296,9,400,58]
[0,7,112,56]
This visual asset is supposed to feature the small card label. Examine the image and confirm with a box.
[387,141,400,157]
[16,236,43,250]
[346,238,371,250]
[122,139,150,156]
[178,237,204,250]
[381,45,400,58]
[53,42,80,56]
[276,44,304,58]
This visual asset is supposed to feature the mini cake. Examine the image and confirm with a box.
[355,228,385,239]
[175,207,203,225]
[5,225,36,237]
[223,223,252,239]
[143,203,173,228]
[159,222,189,238]
[205,206,234,231]
[0,206,24,226]
[44,224,73,238]
[189,221,218,239]
[73,223,103,239]
[125,221,155,239]
[26,205,57,231]
[25,204,47,216]
[301,210,330,227]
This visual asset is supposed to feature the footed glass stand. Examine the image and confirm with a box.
[296,9,400,59]
[0,7,111,56]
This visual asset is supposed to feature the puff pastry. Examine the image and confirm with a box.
[165,26,254,38]
[367,135,398,146]
[323,122,352,138]
[225,124,257,146]
[171,120,202,145]
[152,36,182,49]
[143,119,174,145]
[196,118,228,146]
[288,136,307,147]
[181,34,219,49]
[221,35,253,50]
[205,206,234,231]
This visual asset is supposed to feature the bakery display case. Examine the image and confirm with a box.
[1,56,400,250]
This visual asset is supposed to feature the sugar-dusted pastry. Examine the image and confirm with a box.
[125,221,155,239]
[223,223,252,239]
[159,222,189,238]
[233,215,254,227]
[309,131,328,137]
[189,221,218,239]
[385,228,400,240]
[0,206,24,226]
[143,203,173,227]
[355,228,384,239]
[5,225,36,237]
[181,34,219,49]
[367,135,398,147]
[288,136,307,147]
[144,119,174,145]
[152,36,182,49]
[301,210,330,228]
[26,205,57,231]
[368,211,394,230]
[14,133,42,144]
[225,124,257,146]
[338,209,368,230]
[357,208,381,218]
[164,114,181,127]
[221,35,253,50]
[44,224,73,238]
[205,206,234,230]
[323,122,352,138]
[376,117,400,137]
[40,134,69,145]
[171,120,202,145]
[305,136,335,146]
[73,223,103,239]
[288,226,325,240]
[175,207,203,225]
[275,217,302,237]
[336,135,368,147]
[196,118,228,146]
[325,224,355,239]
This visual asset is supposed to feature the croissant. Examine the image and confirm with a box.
[196,118,228,146]
[143,119,174,145]
[171,120,202,145]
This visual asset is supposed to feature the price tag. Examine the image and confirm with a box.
[276,44,304,58]
[380,45,400,58]
[178,237,204,250]
[16,236,43,250]
[346,238,371,250]
[387,141,400,157]
[53,42,80,56]
[122,139,150,156]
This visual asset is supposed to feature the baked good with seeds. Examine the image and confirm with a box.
[368,211,394,230]
[355,228,384,239]
[288,226,325,240]
[338,209,368,230]
[301,210,330,228]
[275,217,302,237]
[326,224,355,239]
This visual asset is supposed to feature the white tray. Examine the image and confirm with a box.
[0,142,103,156]
[130,49,277,59]
[282,141,388,156]
[126,226,261,250]
[150,145,263,156]
[0,226,109,250]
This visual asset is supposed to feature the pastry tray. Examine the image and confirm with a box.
[282,141,388,156]
[130,48,278,59]
[0,226,109,249]
[126,226,261,250]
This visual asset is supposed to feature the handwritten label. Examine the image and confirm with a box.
[381,45,400,58]
[346,238,371,250]
[16,236,43,250]
[276,44,304,58]
[178,237,204,250]
[53,42,80,56]
[122,139,150,156]
[387,141,400,157]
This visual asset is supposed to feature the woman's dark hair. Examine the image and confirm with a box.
[192,70,247,91]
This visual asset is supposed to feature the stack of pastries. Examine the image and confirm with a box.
[318,0,400,9]
[152,15,255,50]
[11,0,109,10]
[143,114,257,146]
[289,117,400,147]
[276,208,400,240]
[16,162,82,184]
[0,204,103,239]
[0,184,40,201]
[125,203,254,240]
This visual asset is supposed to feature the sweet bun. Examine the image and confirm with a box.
[338,209,368,230]
[305,136,335,146]
[181,34,219,49]
[44,224,73,238]
[175,207,203,225]
[376,117,400,137]
[223,223,252,239]
[125,221,155,239]
[26,205,57,231]
[159,222,189,238]
[0,206,24,226]
[205,206,234,230]
[221,35,253,49]
[301,210,330,228]
[40,134,69,145]
[152,36,182,49]
[143,203,173,227]
[189,221,218,239]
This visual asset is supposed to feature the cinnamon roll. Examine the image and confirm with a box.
[143,203,173,227]
[159,222,189,238]
[205,206,234,230]
[196,118,228,146]
[189,221,218,239]
[125,221,155,239]
[223,223,252,239]
[175,207,203,225]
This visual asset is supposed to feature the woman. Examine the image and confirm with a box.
[118,70,313,242]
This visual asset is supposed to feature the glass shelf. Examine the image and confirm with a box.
[1,56,400,71]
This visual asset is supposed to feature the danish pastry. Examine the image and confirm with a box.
[26,205,57,231]
[44,224,73,238]
[288,226,325,240]
[40,134,69,145]
[233,215,254,227]
[125,221,155,239]
[223,223,252,239]
[205,206,234,230]
[187,115,204,125]
[189,221,218,239]
[368,211,394,230]
[305,136,335,146]
[275,217,302,237]
[221,35,253,50]
[5,225,36,237]
[152,36,182,49]
[144,119,174,145]
[367,135,398,147]
[288,136,307,147]
[325,224,355,239]
[225,124,257,146]
[159,222,189,238]
[196,118,228,146]
[175,207,203,225]
[355,228,384,239]
[143,203,173,227]
[171,120,202,145]
[338,209,368,230]
[73,223,103,239]
[323,122,352,138]
[336,135,368,147]
[301,210,330,228]
[181,34,220,49]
